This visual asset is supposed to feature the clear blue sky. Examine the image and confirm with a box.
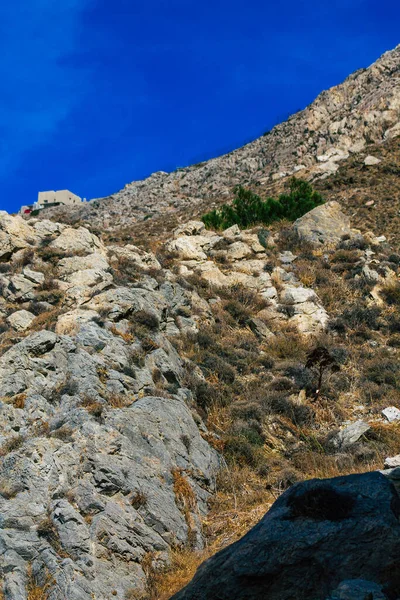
[0,0,399,214]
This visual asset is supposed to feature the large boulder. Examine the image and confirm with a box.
[49,226,106,255]
[294,201,352,246]
[172,472,400,600]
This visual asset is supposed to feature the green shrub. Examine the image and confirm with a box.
[202,178,324,230]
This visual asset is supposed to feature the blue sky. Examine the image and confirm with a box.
[0,0,399,214]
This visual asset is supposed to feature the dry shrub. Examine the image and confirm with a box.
[31,309,62,332]
[131,490,147,509]
[110,325,135,343]
[0,434,25,457]
[172,468,197,540]
[268,327,309,360]
[172,468,197,513]
[37,514,68,556]
[108,393,134,408]
[296,263,316,287]
[50,425,74,442]
[380,281,400,306]
[80,397,104,419]
[3,392,26,409]
[125,549,209,600]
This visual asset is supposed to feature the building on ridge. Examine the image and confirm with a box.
[20,190,82,215]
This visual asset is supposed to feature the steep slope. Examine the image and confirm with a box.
[2,44,400,600]
[41,44,400,230]
[2,194,400,599]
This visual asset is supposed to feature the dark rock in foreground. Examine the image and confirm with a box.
[171,472,400,600]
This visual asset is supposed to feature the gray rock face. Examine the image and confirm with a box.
[0,224,222,599]
[0,388,220,599]
[171,472,400,600]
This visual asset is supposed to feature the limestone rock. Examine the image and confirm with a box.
[55,309,100,335]
[57,252,109,276]
[382,406,400,422]
[280,286,316,304]
[294,201,352,246]
[0,211,34,259]
[384,455,400,469]
[166,236,208,261]
[50,226,106,255]
[174,221,206,236]
[6,310,36,331]
[249,318,275,340]
[331,420,371,450]
[226,241,252,260]
[222,224,241,239]
[4,268,45,301]
[364,155,381,166]
[109,244,161,270]
[279,251,297,264]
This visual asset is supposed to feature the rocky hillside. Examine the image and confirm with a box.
[0,213,222,599]
[40,44,400,230]
[1,186,400,599]
[1,44,400,600]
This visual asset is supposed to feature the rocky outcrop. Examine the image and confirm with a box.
[172,221,329,335]
[0,214,223,599]
[0,393,219,600]
[172,472,400,600]
[0,306,220,599]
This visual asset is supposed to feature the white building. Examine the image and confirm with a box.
[37,190,82,207]
[20,190,82,215]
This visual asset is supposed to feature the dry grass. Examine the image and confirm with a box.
[172,467,197,536]
[2,392,26,409]
[26,565,53,600]
[107,393,134,408]
[0,434,25,457]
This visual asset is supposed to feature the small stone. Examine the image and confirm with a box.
[382,406,400,422]
[280,286,316,305]
[365,200,375,207]
[6,310,36,331]
[249,318,275,340]
[279,251,297,264]
[364,155,381,166]
[222,224,240,239]
[226,241,252,260]
[384,455,400,469]
[361,265,380,283]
